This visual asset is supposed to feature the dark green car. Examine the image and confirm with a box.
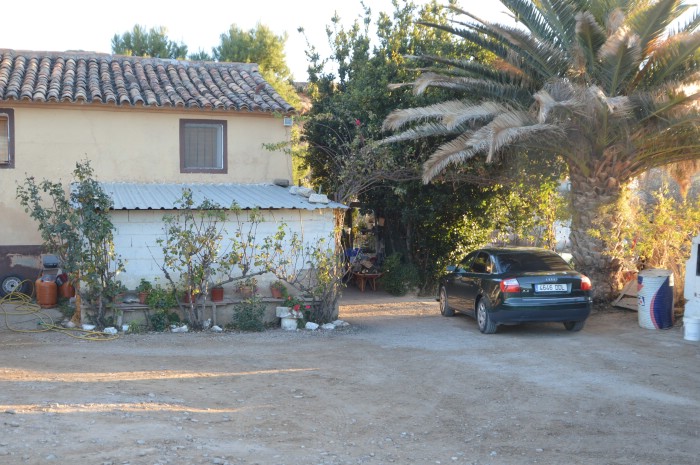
[439,247,593,334]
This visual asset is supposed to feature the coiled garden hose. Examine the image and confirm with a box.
[0,280,119,341]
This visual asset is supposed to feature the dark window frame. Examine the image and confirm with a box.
[0,108,15,169]
[179,119,227,174]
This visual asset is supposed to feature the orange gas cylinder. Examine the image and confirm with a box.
[35,278,58,308]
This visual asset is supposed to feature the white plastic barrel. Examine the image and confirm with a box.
[683,316,700,341]
[638,269,674,330]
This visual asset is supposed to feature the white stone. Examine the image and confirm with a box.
[122,324,130,332]
[82,324,95,331]
[63,320,75,328]
[321,323,335,330]
[281,317,297,330]
[211,325,223,332]
[171,324,189,333]
[276,306,292,318]
[296,187,315,198]
[103,327,118,335]
[305,322,319,330]
[332,319,349,327]
[203,319,211,329]
[308,193,330,204]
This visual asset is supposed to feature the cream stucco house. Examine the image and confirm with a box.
[0,49,342,296]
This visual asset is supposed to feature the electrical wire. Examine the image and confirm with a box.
[0,280,119,341]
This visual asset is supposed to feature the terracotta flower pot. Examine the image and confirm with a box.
[138,291,148,304]
[237,286,254,298]
[211,287,224,302]
[59,282,76,298]
[270,286,284,299]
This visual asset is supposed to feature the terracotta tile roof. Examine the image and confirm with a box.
[0,49,294,113]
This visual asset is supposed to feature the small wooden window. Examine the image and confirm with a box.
[180,119,227,173]
[0,109,14,169]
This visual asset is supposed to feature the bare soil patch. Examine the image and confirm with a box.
[0,294,698,465]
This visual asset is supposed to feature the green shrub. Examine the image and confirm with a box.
[231,297,265,332]
[149,309,181,332]
[380,253,419,296]
[127,321,144,333]
[145,285,177,310]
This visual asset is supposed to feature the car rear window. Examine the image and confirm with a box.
[496,252,571,273]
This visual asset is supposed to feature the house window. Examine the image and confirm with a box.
[180,119,227,173]
[0,109,14,169]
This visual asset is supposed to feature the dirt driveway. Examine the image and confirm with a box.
[0,291,698,465]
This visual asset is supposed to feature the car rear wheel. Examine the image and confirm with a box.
[564,320,586,332]
[476,297,497,334]
[439,286,454,317]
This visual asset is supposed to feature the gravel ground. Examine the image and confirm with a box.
[0,290,698,465]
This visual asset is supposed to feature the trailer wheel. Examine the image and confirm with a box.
[0,275,31,297]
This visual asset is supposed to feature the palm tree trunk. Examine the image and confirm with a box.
[568,167,626,302]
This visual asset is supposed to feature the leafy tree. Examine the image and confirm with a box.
[302,0,567,292]
[111,25,187,59]
[156,189,230,328]
[214,23,299,106]
[381,0,700,300]
[188,50,213,61]
[16,160,125,327]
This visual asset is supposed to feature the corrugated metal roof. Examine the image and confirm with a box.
[100,183,345,211]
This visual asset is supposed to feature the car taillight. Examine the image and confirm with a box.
[500,278,521,293]
[580,275,592,291]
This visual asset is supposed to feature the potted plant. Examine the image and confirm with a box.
[136,278,153,304]
[270,280,287,299]
[211,284,224,302]
[236,277,258,299]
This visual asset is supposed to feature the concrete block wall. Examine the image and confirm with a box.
[110,208,338,292]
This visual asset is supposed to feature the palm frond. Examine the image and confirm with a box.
[382,100,494,131]
[417,21,512,64]
[405,54,526,84]
[387,82,413,91]
[497,0,556,42]
[633,31,700,89]
[627,0,681,56]
[409,73,533,105]
[378,121,465,146]
[598,27,642,94]
[606,7,626,35]
[576,11,607,74]
[442,101,508,130]
[637,87,700,122]
[523,0,581,48]
[433,10,569,81]
[487,22,571,77]
[422,133,482,183]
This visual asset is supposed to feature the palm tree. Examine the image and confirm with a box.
[381,0,700,300]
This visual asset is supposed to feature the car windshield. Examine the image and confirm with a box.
[496,251,571,273]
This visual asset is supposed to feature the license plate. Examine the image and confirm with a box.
[536,283,567,292]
